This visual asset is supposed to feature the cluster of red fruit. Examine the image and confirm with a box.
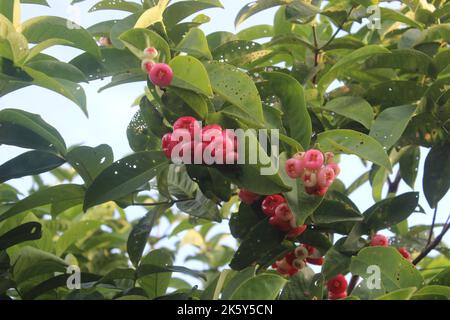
[326,274,348,300]
[370,234,411,261]
[161,116,239,164]
[141,47,174,88]
[239,190,307,238]
[271,244,324,276]
[285,149,340,196]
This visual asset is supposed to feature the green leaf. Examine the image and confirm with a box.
[229,202,263,239]
[127,205,169,267]
[0,108,66,154]
[429,268,450,287]
[364,49,433,75]
[0,184,85,222]
[137,249,173,299]
[21,16,100,58]
[229,220,285,271]
[25,60,87,83]
[66,145,114,187]
[362,192,419,232]
[350,247,424,297]
[0,150,65,183]
[316,129,392,171]
[23,66,88,116]
[322,96,374,129]
[318,45,390,93]
[229,273,287,300]
[163,0,223,28]
[380,7,423,30]
[412,285,450,300]
[176,27,212,60]
[369,105,416,149]
[84,151,169,210]
[168,87,208,120]
[176,191,222,222]
[262,72,311,149]
[280,268,324,300]
[201,269,230,300]
[89,0,142,13]
[375,287,417,300]
[55,220,102,256]
[134,0,169,29]
[11,246,68,284]
[235,0,287,27]
[205,61,264,124]
[169,55,213,96]
[399,146,420,189]
[322,246,352,280]
[423,143,450,208]
[119,28,171,63]
[0,222,42,250]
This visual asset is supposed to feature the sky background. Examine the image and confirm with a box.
[0,0,448,286]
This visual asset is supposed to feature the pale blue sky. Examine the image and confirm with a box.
[1,1,448,278]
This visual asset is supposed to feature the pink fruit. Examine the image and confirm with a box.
[238,189,260,204]
[141,59,155,73]
[328,163,341,177]
[303,172,318,188]
[328,291,347,300]
[143,47,158,59]
[370,234,389,247]
[149,63,173,88]
[303,149,324,170]
[317,165,336,188]
[306,257,324,266]
[285,158,304,179]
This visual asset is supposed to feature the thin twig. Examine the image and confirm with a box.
[131,197,195,207]
[413,219,450,265]
[318,6,355,51]
[347,274,359,295]
[387,170,402,194]
[426,205,439,247]
[312,25,319,85]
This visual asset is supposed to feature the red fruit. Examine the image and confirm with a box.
[149,63,173,88]
[328,291,347,300]
[162,133,176,159]
[287,225,307,238]
[287,266,299,276]
[398,247,411,260]
[261,195,285,217]
[317,165,336,188]
[302,244,316,256]
[238,189,260,205]
[173,117,200,139]
[284,251,296,265]
[327,274,348,294]
[143,47,158,59]
[306,257,324,266]
[285,158,305,179]
[274,203,293,222]
[303,149,324,170]
[370,234,389,247]
[315,186,329,197]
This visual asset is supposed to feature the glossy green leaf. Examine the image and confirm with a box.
[322,96,374,129]
[0,222,42,250]
[55,220,102,256]
[0,150,65,183]
[176,27,212,60]
[423,143,450,208]
[369,105,416,149]
[84,151,169,210]
[163,0,223,28]
[169,55,213,97]
[0,108,66,154]
[317,129,392,171]
[229,273,287,300]
[119,28,171,63]
[66,145,114,187]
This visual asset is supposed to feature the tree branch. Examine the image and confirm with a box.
[413,218,450,266]
[426,205,439,247]
[318,6,355,51]
[347,274,359,295]
[131,197,195,207]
